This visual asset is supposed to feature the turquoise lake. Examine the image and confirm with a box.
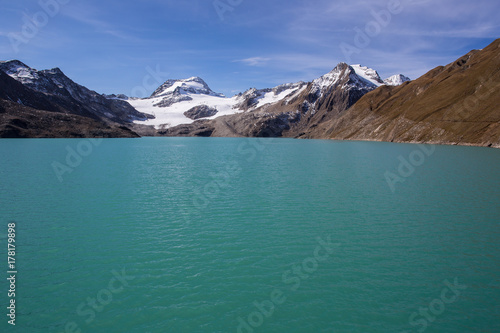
[0,137,499,333]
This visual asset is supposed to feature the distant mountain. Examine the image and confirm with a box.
[103,93,129,100]
[234,82,308,111]
[383,74,411,86]
[349,64,385,87]
[128,76,309,130]
[151,77,224,98]
[310,38,500,148]
[130,62,409,137]
[127,78,234,129]
[158,63,409,137]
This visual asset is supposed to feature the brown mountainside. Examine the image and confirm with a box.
[311,38,500,147]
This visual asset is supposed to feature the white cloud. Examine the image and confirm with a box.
[234,57,271,67]
[61,3,139,42]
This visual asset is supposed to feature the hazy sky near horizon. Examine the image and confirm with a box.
[0,0,498,97]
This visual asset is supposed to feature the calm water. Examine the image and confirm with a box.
[0,137,499,333]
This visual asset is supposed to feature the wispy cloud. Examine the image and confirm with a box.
[387,24,500,39]
[230,53,345,88]
[60,3,140,42]
[270,0,500,49]
[61,4,106,29]
[234,57,271,67]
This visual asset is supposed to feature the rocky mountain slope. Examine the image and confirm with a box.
[311,38,500,148]
[0,60,150,138]
[0,100,139,139]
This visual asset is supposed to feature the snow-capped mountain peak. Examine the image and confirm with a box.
[351,64,384,87]
[311,63,409,97]
[235,81,307,110]
[383,74,411,86]
[0,60,74,96]
[311,62,351,94]
[150,77,224,98]
[310,62,384,96]
[0,59,30,71]
[0,60,40,84]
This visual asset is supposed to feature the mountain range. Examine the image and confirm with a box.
[0,38,498,147]
[125,63,408,135]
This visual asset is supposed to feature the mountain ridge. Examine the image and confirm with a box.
[0,38,498,147]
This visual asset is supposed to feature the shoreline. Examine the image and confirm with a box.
[1,135,499,149]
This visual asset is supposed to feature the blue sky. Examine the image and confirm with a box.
[0,0,499,97]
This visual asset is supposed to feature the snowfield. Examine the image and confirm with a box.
[130,78,307,129]
[129,94,241,128]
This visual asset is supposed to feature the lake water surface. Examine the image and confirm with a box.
[0,137,499,332]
